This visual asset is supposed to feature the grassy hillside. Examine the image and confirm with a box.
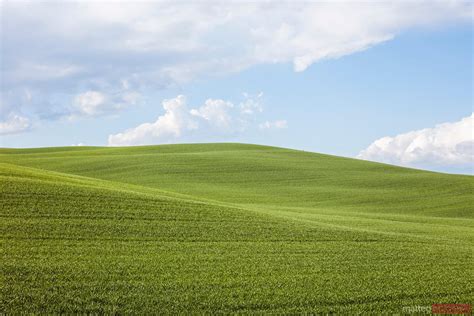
[1,143,473,313]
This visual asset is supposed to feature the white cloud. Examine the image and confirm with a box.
[259,120,288,130]
[108,94,276,146]
[108,95,197,146]
[191,99,234,128]
[74,91,107,116]
[357,114,474,169]
[71,89,141,118]
[0,113,31,135]
[2,1,471,123]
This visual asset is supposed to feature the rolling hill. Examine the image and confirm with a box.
[1,143,473,313]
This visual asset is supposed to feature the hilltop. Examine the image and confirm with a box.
[1,143,472,313]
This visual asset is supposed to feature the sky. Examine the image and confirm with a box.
[0,0,473,174]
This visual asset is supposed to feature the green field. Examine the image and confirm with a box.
[1,143,473,313]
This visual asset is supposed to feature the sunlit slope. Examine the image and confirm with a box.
[1,143,472,217]
[1,144,473,313]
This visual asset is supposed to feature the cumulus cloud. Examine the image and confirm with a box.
[259,120,288,130]
[108,94,275,146]
[108,95,197,146]
[1,1,471,125]
[0,113,31,135]
[357,114,474,170]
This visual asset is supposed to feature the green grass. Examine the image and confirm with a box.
[1,143,473,313]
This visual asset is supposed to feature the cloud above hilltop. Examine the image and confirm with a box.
[358,114,474,173]
[108,93,283,146]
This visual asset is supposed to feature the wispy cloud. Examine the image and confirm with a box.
[259,120,288,130]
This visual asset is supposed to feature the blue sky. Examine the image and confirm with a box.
[1,1,472,174]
